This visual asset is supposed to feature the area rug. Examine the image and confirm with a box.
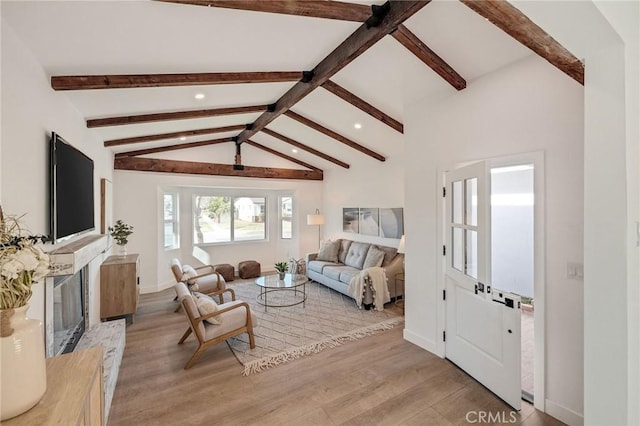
[225,279,403,375]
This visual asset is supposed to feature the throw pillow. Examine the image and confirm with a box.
[182,265,198,285]
[316,240,340,263]
[338,239,352,264]
[363,246,385,269]
[194,294,222,325]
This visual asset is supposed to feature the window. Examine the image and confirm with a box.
[164,192,179,249]
[280,196,292,239]
[193,195,266,244]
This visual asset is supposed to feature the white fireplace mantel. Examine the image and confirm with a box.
[47,234,109,276]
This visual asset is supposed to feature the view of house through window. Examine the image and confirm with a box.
[193,195,266,244]
[164,192,179,249]
[281,196,292,239]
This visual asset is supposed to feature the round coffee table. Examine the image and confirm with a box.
[254,273,307,311]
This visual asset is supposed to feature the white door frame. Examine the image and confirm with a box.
[436,150,546,411]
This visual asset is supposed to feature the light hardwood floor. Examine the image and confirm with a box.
[108,287,564,425]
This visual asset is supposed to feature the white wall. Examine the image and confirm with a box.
[511,2,639,423]
[321,146,405,249]
[404,55,584,421]
[113,161,322,293]
[1,21,113,326]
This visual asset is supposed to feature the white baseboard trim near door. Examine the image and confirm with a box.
[403,329,441,357]
[545,399,584,426]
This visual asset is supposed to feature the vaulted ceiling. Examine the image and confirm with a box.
[2,0,583,181]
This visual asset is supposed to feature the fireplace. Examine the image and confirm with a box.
[50,267,87,355]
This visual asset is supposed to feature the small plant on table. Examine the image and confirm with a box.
[274,262,288,279]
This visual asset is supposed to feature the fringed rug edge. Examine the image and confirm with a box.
[240,316,404,376]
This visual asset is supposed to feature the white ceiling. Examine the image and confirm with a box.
[1,0,533,172]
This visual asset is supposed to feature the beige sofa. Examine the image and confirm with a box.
[306,239,404,303]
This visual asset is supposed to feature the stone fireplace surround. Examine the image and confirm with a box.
[45,234,125,423]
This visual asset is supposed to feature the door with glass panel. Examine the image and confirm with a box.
[444,161,522,410]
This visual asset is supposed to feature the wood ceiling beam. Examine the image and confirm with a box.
[52,72,303,90]
[235,1,430,144]
[262,128,350,169]
[87,104,268,128]
[245,140,321,171]
[115,137,234,158]
[284,110,385,162]
[156,0,371,22]
[103,124,246,147]
[114,156,323,180]
[391,25,466,90]
[321,80,403,133]
[459,0,584,85]
[159,1,462,91]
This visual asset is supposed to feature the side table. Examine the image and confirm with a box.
[395,273,405,312]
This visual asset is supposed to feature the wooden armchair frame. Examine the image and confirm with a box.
[171,259,225,311]
[176,285,256,369]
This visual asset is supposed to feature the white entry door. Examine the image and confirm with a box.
[444,161,522,410]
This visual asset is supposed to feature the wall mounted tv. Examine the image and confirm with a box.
[50,132,95,242]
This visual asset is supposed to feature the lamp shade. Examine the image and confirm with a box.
[397,235,406,254]
[307,208,325,225]
[307,213,325,225]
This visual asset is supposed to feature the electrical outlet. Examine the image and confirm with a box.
[567,262,584,280]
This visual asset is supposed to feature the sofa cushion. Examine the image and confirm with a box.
[363,246,385,269]
[344,242,371,269]
[317,240,340,263]
[322,266,344,281]
[373,245,398,267]
[339,268,360,284]
[308,260,337,274]
[337,239,352,264]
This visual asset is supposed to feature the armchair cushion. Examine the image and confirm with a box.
[182,265,198,285]
[194,294,222,325]
[203,300,258,340]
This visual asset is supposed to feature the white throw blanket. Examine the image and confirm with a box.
[348,267,390,311]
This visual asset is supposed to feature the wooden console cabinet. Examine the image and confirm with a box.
[4,347,103,426]
[100,254,140,322]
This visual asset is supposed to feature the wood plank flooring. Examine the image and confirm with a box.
[108,287,564,425]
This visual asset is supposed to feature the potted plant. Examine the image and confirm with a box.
[0,207,51,419]
[274,261,288,280]
[109,220,134,257]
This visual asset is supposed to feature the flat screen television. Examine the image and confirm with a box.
[50,132,95,242]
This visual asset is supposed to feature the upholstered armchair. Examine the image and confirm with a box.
[170,258,226,303]
[174,282,256,369]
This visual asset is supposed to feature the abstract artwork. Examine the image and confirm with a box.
[379,208,404,239]
[342,208,359,233]
[358,208,379,236]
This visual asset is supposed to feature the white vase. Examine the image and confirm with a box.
[117,244,127,257]
[0,305,47,420]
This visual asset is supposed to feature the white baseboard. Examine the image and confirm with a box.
[140,279,174,294]
[545,399,584,426]
[403,329,442,357]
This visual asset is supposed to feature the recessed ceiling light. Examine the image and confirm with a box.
[180,136,187,141]
[354,123,362,129]
[292,149,299,154]
[194,93,205,100]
